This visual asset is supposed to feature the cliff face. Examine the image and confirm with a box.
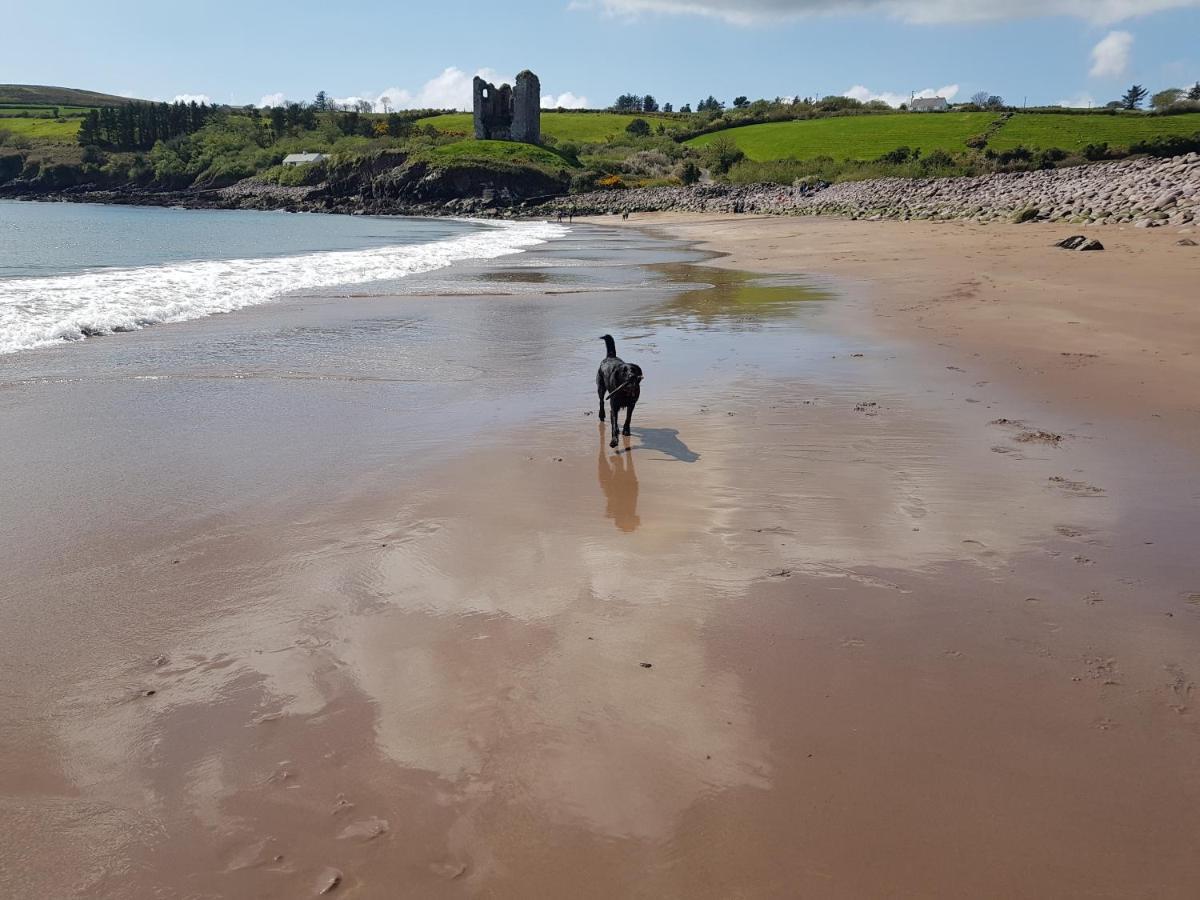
[0,147,572,214]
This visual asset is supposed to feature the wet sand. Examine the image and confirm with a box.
[2,218,1200,898]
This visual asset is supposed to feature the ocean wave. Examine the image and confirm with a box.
[0,219,567,355]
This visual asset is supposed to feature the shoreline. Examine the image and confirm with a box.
[4,148,1197,226]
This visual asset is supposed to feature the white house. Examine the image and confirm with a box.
[282,152,327,166]
[909,97,950,112]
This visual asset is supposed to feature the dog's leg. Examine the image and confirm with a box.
[622,400,635,436]
[609,400,620,448]
[597,376,606,421]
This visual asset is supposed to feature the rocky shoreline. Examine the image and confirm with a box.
[536,152,1200,228]
[5,152,1198,228]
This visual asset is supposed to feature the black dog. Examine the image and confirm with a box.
[597,334,643,448]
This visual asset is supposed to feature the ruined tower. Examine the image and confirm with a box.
[472,70,540,144]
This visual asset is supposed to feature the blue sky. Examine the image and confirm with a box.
[5,1,1199,110]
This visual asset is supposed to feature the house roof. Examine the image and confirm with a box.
[282,152,326,164]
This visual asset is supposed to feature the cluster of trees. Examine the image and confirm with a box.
[969,91,1006,109]
[77,101,213,151]
[613,93,660,113]
[1104,83,1200,111]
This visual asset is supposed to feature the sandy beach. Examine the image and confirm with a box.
[3,213,1200,898]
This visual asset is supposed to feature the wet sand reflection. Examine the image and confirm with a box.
[597,425,640,532]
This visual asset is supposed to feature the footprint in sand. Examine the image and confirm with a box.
[1164,664,1193,714]
[337,817,389,843]
[1049,476,1105,496]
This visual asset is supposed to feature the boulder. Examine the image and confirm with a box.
[1055,235,1088,250]
[1078,239,1105,251]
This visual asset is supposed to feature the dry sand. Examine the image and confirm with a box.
[3,216,1200,898]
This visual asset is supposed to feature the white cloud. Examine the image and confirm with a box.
[580,0,1198,25]
[172,93,212,105]
[255,69,590,113]
[1056,92,1096,107]
[844,83,959,107]
[543,91,590,109]
[1089,30,1133,78]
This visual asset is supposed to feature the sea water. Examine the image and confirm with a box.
[0,200,564,354]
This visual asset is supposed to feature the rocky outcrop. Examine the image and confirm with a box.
[532,153,1200,228]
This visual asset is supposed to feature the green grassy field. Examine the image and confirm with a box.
[427,139,578,170]
[687,111,1200,161]
[988,112,1200,151]
[417,111,675,143]
[0,116,81,142]
[0,106,93,117]
[687,113,998,160]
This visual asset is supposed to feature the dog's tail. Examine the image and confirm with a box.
[601,334,617,358]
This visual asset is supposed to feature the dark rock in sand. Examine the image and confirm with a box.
[1078,239,1104,251]
[1055,235,1088,250]
[1179,238,1198,246]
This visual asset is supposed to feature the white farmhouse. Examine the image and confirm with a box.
[282,152,327,166]
[909,97,950,112]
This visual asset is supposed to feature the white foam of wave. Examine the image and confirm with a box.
[0,219,567,355]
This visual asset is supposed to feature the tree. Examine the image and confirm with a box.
[642,94,659,112]
[703,133,744,175]
[314,91,329,111]
[971,90,991,107]
[355,99,374,114]
[679,103,692,114]
[380,95,393,114]
[1151,88,1183,111]
[663,102,673,113]
[269,106,287,137]
[697,95,724,112]
[1121,84,1148,110]
[1189,82,1200,101]
[613,93,643,112]
[625,117,651,137]
[732,95,749,108]
[678,160,701,185]
[987,95,1004,109]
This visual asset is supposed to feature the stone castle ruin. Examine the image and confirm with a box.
[473,70,540,144]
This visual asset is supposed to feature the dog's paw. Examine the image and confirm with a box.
[609,439,618,448]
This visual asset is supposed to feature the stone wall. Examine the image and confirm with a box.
[473,77,513,140]
[512,71,541,144]
[473,71,540,144]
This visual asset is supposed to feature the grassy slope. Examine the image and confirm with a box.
[687,111,1200,160]
[0,117,81,142]
[0,85,137,106]
[687,113,997,160]
[426,139,579,171]
[418,111,674,143]
[989,112,1200,151]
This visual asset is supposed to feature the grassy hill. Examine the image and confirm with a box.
[688,113,996,160]
[988,112,1200,152]
[425,139,579,171]
[687,111,1200,161]
[0,117,83,142]
[0,84,138,107]
[417,111,676,143]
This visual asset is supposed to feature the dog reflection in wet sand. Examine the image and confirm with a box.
[597,425,640,532]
